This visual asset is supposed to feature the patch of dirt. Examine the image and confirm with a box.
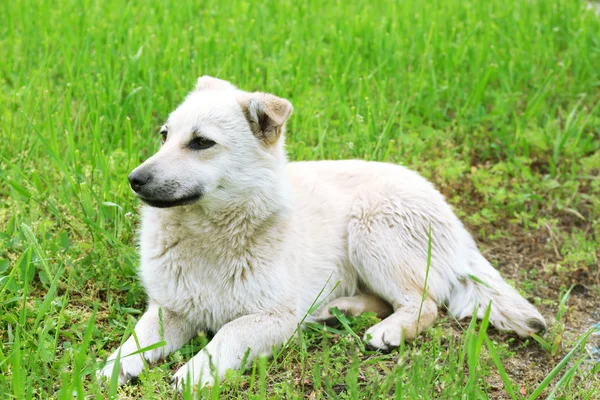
[464,220,600,398]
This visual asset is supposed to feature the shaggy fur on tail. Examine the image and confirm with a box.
[448,249,546,337]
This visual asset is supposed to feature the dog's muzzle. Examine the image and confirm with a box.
[127,168,203,208]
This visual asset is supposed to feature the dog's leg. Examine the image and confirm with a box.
[347,191,452,351]
[172,309,297,391]
[315,294,393,326]
[98,303,195,385]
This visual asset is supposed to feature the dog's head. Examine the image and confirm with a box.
[128,76,293,209]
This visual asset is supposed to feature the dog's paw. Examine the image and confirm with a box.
[364,321,403,352]
[171,353,214,392]
[97,354,144,386]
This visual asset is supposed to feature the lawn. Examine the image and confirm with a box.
[1,0,599,398]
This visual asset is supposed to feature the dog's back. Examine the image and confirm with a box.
[288,160,545,345]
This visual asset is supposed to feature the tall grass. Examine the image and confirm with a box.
[0,0,599,398]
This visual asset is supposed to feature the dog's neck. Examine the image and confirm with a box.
[202,181,292,245]
[152,166,293,262]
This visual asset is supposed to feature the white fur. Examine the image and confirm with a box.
[98,77,546,390]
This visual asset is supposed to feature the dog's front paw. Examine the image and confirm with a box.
[171,352,214,392]
[97,353,145,386]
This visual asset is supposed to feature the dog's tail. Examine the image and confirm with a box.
[447,249,546,337]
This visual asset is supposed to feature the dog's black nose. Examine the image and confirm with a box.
[128,170,151,192]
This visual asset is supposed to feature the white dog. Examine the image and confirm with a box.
[98,76,546,390]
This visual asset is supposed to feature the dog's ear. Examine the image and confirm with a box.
[238,92,293,146]
[196,76,237,91]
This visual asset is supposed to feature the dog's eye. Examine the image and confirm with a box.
[189,137,216,150]
[159,129,168,144]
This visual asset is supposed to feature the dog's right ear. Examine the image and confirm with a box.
[196,76,237,91]
[237,92,293,146]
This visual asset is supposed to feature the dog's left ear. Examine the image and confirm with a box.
[238,93,293,146]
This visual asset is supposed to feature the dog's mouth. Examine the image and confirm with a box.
[138,193,202,208]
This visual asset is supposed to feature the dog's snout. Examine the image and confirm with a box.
[128,170,151,192]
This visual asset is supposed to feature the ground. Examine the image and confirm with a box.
[0,0,599,399]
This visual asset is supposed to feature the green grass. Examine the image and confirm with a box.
[1,0,599,398]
